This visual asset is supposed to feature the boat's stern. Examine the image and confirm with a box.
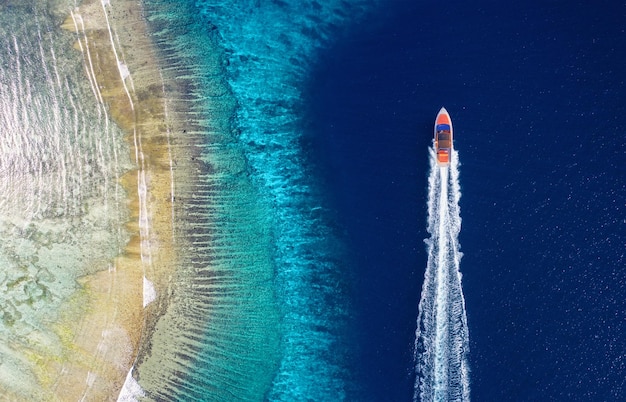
[437,148,450,165]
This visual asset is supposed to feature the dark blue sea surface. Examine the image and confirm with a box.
[308,0,625,400]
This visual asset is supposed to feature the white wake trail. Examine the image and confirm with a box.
[414,148,470,402]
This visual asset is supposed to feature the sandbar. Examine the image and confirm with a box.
[34,0,183,399]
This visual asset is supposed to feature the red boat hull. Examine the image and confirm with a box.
[434,107,453,166]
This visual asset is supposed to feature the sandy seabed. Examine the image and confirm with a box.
[31,0,183,399]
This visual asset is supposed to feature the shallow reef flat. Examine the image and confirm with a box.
[127,1,283,399]
[0,0,133,399]
[0,0,182,398]
[61,0,283,400]
[47,0,180,399]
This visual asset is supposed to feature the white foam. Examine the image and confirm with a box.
[117,61,130,80]
[116,367,145,402]
[143,276,156,307]
[100,0,134,111]
[414,148,470,402]
[86,371,96,387]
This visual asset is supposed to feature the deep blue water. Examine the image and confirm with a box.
[308,0,625,400]
[138,0,624,400]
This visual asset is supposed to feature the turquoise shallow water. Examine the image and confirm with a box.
[133,0,281,399]
[195,1,376,399]
[133,0,378,400]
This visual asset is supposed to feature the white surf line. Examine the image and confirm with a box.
[99,1,134,212]
[111,24,136,94]
[143,276,157,307]
[158,69,177,235]
[99,14,156,394]
[100,0,134,112]
[70,11,107,121]
[117,366,145,402]
[77,5,152,400]
[100,0,153,270]
[98,1,140,166]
